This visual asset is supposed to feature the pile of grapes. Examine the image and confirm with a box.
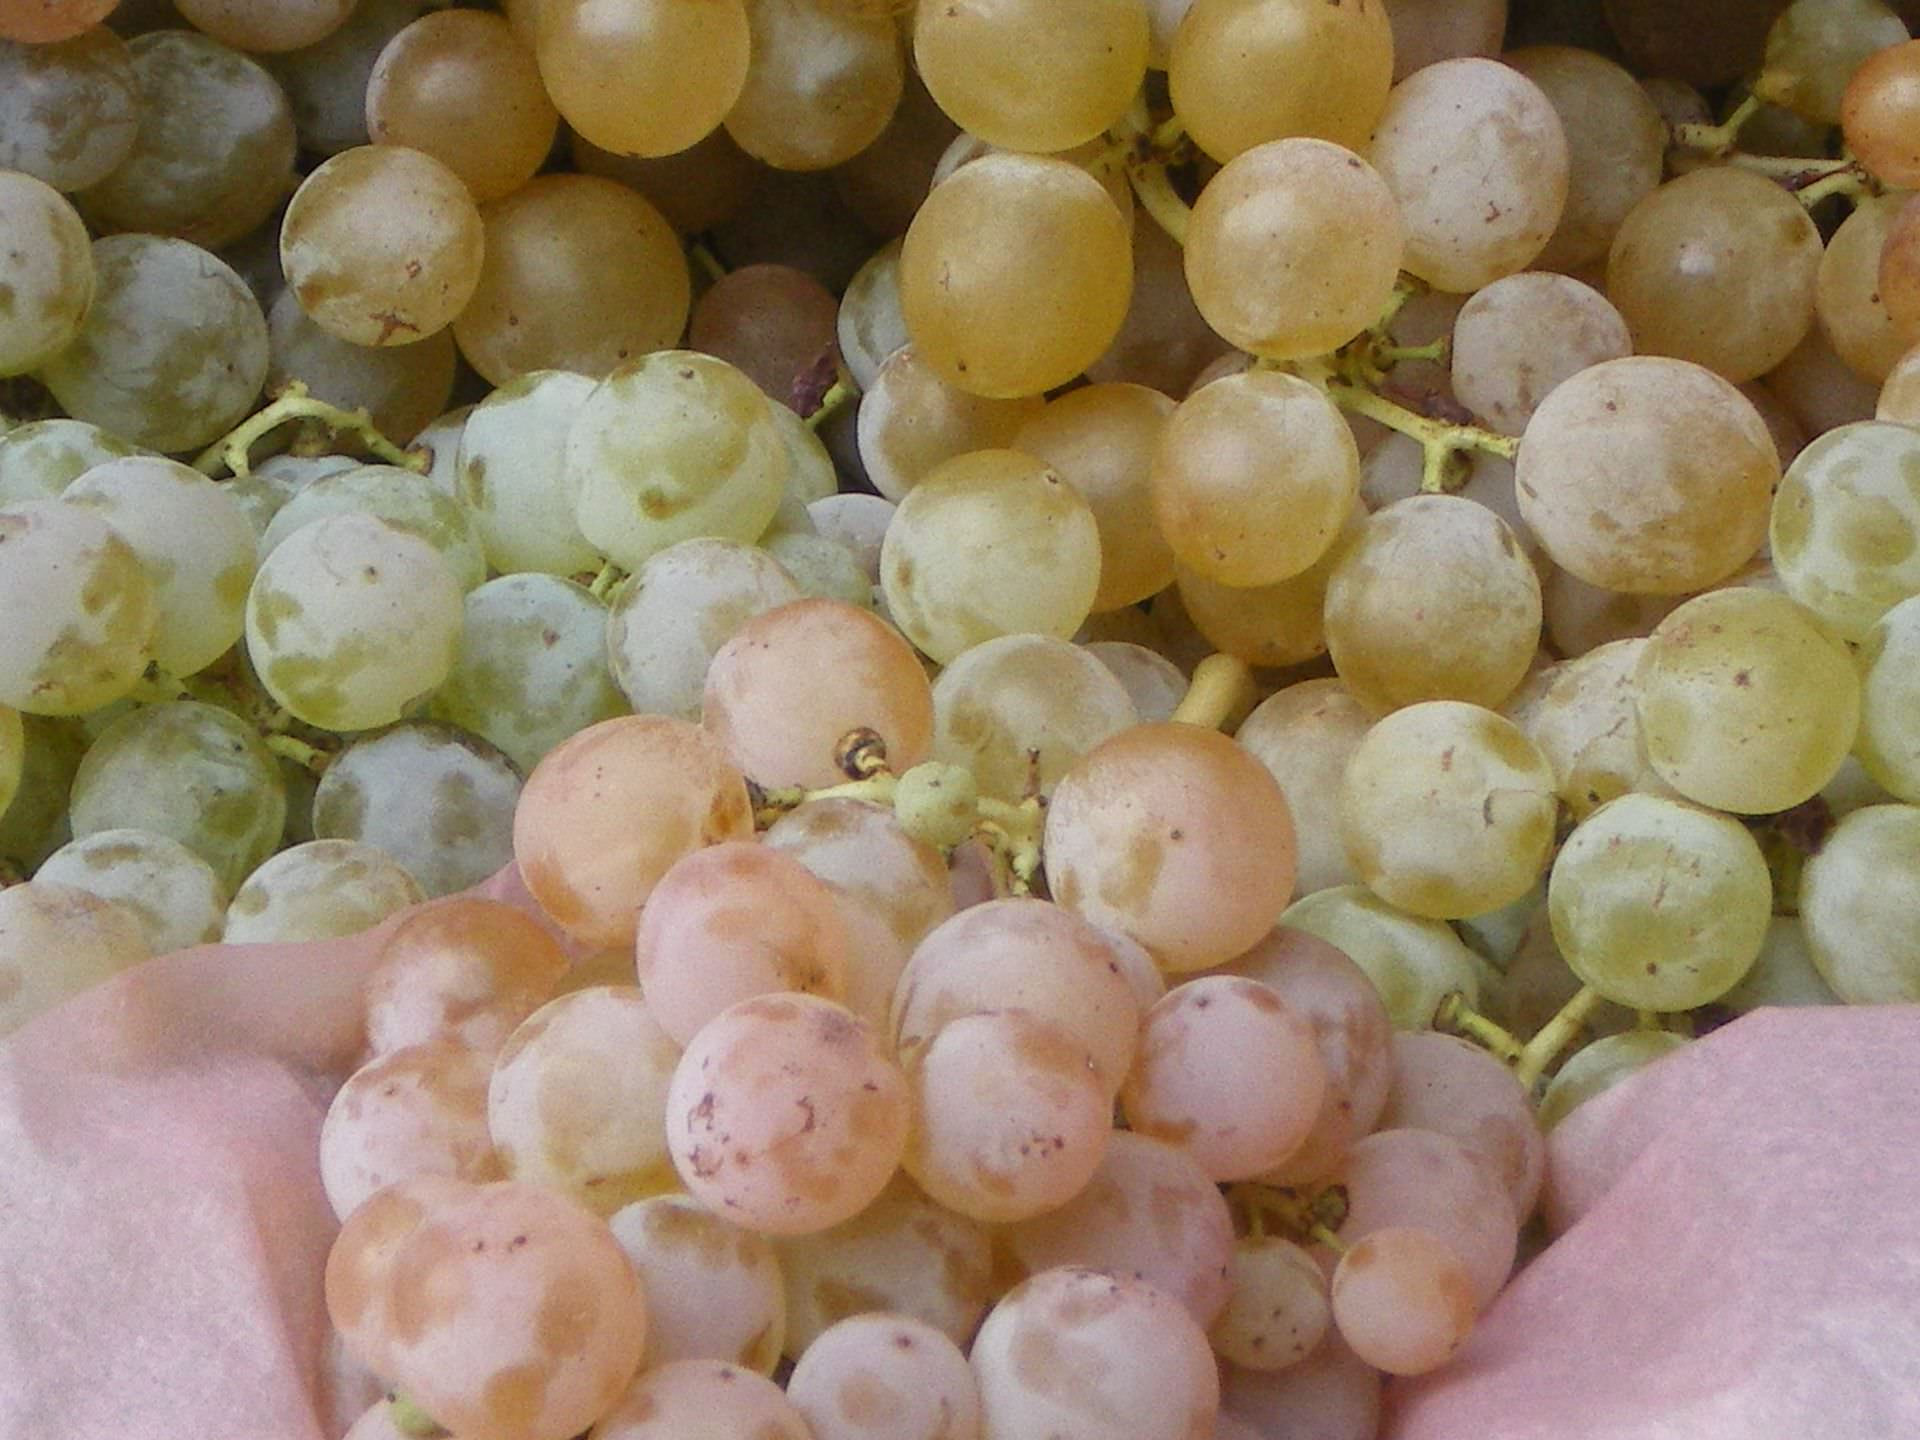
[3,0,1920,1434]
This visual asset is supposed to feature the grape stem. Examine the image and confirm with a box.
[1670,93,1762,156]
[803,378,856,433]
[386,1393,447,1439]
[1431,992,1526,1066]
[688,240,728,286]
[586,559,626,601]
[191,381,425,480]
[1229,1181,1350,1247]
[1295,358,1518,494]
[264,732,332,776]
[1785,165,1872,207]
[1170,653,1254,731]
[1514,985,1602,1088]
[1128,161,1190,247]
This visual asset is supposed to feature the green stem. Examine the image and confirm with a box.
[192,382,422,479]
[586,559,626,601]
[1377,338,1449,365]
[688,240,728,286]
[1432,991,1527,1066]
[1791,166,1870,207]
[1170,653,1253,731]
[264,732,332,775]
[387,1393,447,1439]
[1672,93,1762,154]
[1128,161,1190,248]
[803,378,856,432]
[1300,362,1517,491]
[1514,984,1602,1089]
[975,795,1045,895]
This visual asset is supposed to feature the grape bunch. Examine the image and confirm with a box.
[4,0,1920,1435]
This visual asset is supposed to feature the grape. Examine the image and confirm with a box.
[488,986,683,1213]
[1800,804,1920,1003]
[262,462,484,592]
[536,0,750,159]
[690,264,839,409]
[1324,493,1542,713]
[1084,641,1186,724]
[320,1041,502,1220]
[787,1312,981,1440]
[1881,198,1920,343]
[1218,924,1394,1185]
[1506,44,1666,272]
[1771,420,1920,641]
[570,123,760,237]
[1501,639,1671,819]
[448,371,597,576]
[762,797,954,950]
[1169,0,1393,161]
[224,452,359,539]
[1277,885,1485,1032]
[265,291,455,447]
[1212,1237,1331,1372]
[1817,194,1909,383]
[1186,139,1404,362]
[265,0,430,157]
[1858,596,1920,802]
[1763,0,1911,125]
[1547,793,1771,1012]
[838,241,908,390]
[762,531,869,607]
[563,351,790,573]
[1722,915,1841,1013]
[68,701,285,894]
[830,71,961,240]
[41,233,269,452]
[1089,211,1237,397]
[1450,272,1632,437]
[667,993,910,1234]
[1339,701,1558,921]
[592,1359,811,1440]
[1330,1226,1476,1377]
[281,144,484,347]
[1536,1028,1688,1130]
[0,28,140,192]
[0,703,18,821]
[1,172,94,379]
[431,575,627,777]
[1152,369,1360,588]
[1771,326,1883,435]
[880,449,1102,663]
[366,9,556,202]
[324,1174,481,1378]
[1380,1031,1544,1220]
[512,714,754,949]
[1000,1129,1232,1326]
[913,0,1145,153]
[1606,168,1821,383]
[0,500,155,717]
[224,838,423,943]
[0,419,142,509]
[1121,974,1326,1181]
[607,1197,785,1376]
[1220,1337,1380,1440]
[454,176,691,386]
[0,880,148,1038]
[970,1267,1219,1440]
[1843,38,1920,186]
[35,828,226,954]
[891,896,1147,1097]
[245,512,464,732]
[1235,680,1372,896]
[1517,356,1777,594]
[1046,722,1297,973]
[363,895,568,1058]
[855,345,1045,503]
[930,634,1138,803]
[898,153,1132,399]
[1367,58,1570,294]
[75,29,296,250]
[727,0,904,171]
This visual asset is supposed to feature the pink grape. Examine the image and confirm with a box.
[606,1194,786,1373]
[590,1358,811,1440]
[1378,1029,1546,1219]
[320,1040,502,1220]
[762,796,956,950]
[1219,1336,1382,1440]
[785,1312,982,1440]
[1330,1225,1478,1376]
[1211,1236,1331,1372]
[362,896,569,1058]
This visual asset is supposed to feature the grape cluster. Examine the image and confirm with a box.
[4,0,1920,1435]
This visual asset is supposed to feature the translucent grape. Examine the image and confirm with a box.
[607,1195,785,1373]
[1536,1028,1687,1130]
[762,797,953,950]
[1771,420,1920,641]
[1085,641,1186,724]
[1770,326,1883,435]
[726,0,904,171]
[690,264,840,409]
[0,500,155,717]
[320,1041,501,1220]
[762,531,868,606]
[1088,210,1236,396]
[0,168,93,378]
[1548,793,1771,1011]
[787,1312,981,1440]
[1380,1031,1544,1219]
[454,176,690,386]
[1235,680,1371,896]
[447,370,596,576]
[1046,722,1298,972]
[1843,38,1920,186]
[0,28,140,192]
[223,452,358,539]
[563,351,790,573]
[1800,803,1920,1003]
[1212,1237,1331,1371]
[1502,640,1670,818]
[68,701,285,894]
[1517,356,1777,594]
[536,0,750,159]
[0,419,142,509]
[35,827,226,953]
[1168,0,1394,161]
[488,986,683,1212]
[1186,139,1404,362]
[245,512,464,732]
[1450,272,1633,437]
[1764,0,1912,125]
[224,838,423,943]
[265,0,428,156]
[0,880,149,1038]
[855,344,1045,503]
[75,29,296,250]
[281,143,484,347]
[1721,915,1840,1013]
[897,153,1132,399]
[838,241,908,391]
[592,1359,811,1440]
[570,123,759,237]
[262,461,484,591]
[363,895,568,1058]
[1330,1226,1476,1376]
[1817,194,1909,383]
[1857,595,1920,802]
[1277,885,1484,1031]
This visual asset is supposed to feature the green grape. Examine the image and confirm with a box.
[0,714,86,872]
[1857,595,1920,802]
[1235,678,1372,897]
[1278,884,1486,1031]
[855,344,1045,503]
[223,452,359,539]
[0,419,144,508]
[63,456,258,680]
[68,701,287,894]
[0,28,141,192]
[1755,0,1910,124]
[223,837,423,943]
[1502,639,1672,820]
[0,171,94,377]
[1537,1029,1688,1130]
[536,0,750,158]
[1635,588,1861,815]
[765,399,839,505]
[879,448,1102,663]
[1547,793,1771,1012]
[74,29,297,250]
[430,573,628,775]
[1720,916,1840,1014]
[39,234,270,453]
[837,239,907,391]
[1770,421,1920,641]
[408,405,469,499]
[36,828,228,953]
[245,512,465,733]
[563,350,791,572]
[0,501,156,717]
[762,531,871,608]
[1173,501,1363,671]
[0,881,150,1038]
[260,463,486,591]
[312,722,521,898]
[1799,803,1920,1003]
[455,369,600,577]
[1339,701,1559,921]
[0,704,19,822]
[265,290,456,447]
